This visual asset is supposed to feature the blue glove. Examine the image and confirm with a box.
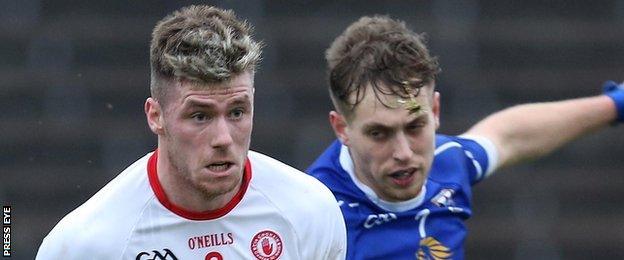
[603,80,624,123]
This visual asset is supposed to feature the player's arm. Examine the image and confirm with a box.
[463,81,623,170]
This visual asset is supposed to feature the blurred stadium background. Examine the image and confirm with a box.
[2,0,624,259]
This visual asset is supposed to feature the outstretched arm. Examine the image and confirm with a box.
[464,82,623,170]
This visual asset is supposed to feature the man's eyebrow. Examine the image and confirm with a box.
[183,99,216,108]
[361,122,391,131]
[408,114,428,124]
[229,97,251,106]
[182,93,251,107]
[361,115,428,130]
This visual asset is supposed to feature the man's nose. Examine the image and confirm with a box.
[392,132,413,162]
[210,117,234,148]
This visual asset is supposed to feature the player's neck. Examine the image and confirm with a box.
[165,177,240,212]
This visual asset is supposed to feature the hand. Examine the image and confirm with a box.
[261,238,273,255]
[603,80,624,123]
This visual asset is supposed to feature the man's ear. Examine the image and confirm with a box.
[433,91,441,130]
[145,98,165,135]
[329,111,350,146]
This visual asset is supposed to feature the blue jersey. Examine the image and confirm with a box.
[307,134,497,260]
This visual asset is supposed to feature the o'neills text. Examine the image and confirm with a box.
[188,232,234,250]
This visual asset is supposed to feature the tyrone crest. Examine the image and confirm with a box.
[250,230,283,260]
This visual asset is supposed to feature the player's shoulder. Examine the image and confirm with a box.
[431,134,497,183]
[37,152,155,258]
[430,134,477,180]
[307,140,342,175]
[434,134,491,156]
[36,210,116,259]
[435,134,469,149]
[246,150,346,252]
[247,150,339,209]
[306,140,350,186]
[66,152,154,223]
[248,150,334,193]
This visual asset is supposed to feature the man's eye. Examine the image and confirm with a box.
[229,109,245,119]
[407,123,425,131]
[368,130,386,139]
[191,113,209,122]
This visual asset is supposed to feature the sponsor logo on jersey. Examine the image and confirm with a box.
[188,232,234,250]
[416,237,452,260]
[136,248,178,260]
[363,213,397,229]
[431,189,455,207]
[250,230,283,260]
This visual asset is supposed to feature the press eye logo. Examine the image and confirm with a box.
[3,206,10,257]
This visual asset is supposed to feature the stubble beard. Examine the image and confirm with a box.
[166,142,241,203]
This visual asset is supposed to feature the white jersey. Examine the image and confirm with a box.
[36,150,346,260]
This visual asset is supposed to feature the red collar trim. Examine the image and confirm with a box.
[147,149,252,220]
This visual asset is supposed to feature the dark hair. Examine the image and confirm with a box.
[149,5,262,102]
[326,15,440,119]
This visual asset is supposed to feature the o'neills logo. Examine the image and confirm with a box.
[250,230,283,260]
[188,232,234,250]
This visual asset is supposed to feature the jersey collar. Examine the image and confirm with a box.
[339,144,426,212]
[147,149,252,220]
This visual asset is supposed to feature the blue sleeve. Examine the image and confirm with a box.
[457,135,498,185]
[434,135,499,185]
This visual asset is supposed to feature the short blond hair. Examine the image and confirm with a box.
[149,5,262,101]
